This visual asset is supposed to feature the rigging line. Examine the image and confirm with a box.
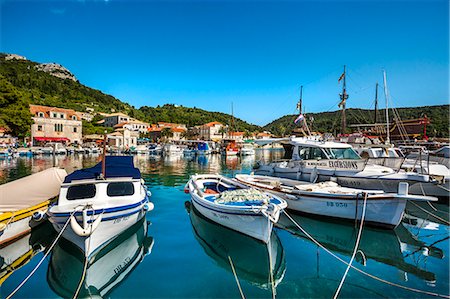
[6,209,78,299]
[407,201,450,225]
[228,255,246,299]
[283,212,450,299]
[333,192,368,299]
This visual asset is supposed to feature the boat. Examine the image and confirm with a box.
[0,167,67,246]
[47,217,153,298]
[235,174,437,228]
[186,201,286,290]
[254,137,449,201]
[222,140,239,156]
[240,143,255,156]
[197,141,212,155]
[185,174,287,243]
[0,147,11,158]
[163,143,183,155]
[42,142,67,155]
[47,156,153,257]
[148,143,162,156]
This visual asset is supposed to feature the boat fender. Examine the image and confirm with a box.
[398,182,409,196]
[146,190,152,197]
[70,213,102,237]
[32,210,46,222]
[144,202,154,212]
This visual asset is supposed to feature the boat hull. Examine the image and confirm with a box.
[190,193,273,243]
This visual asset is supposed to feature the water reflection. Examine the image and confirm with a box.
[47,218,153,298]
[186,201,286,291]
[0,221,56,287]
[277,213,443,284]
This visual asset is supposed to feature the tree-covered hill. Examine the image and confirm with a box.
[0,53,260,136]
[263,105,449,138]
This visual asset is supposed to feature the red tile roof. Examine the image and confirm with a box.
[204,121,222,127]
[29,104,81,121]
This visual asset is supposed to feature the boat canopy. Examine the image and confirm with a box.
[0,167,67,212]
[198,142,210,151]
[63,156,140,183]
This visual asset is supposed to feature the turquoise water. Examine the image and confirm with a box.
[1,150,449,298]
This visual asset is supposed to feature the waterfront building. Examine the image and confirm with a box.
[114,120,151,135]
[107,128,138,150]
[228,131,245,142]
[103,112,132,127]
[197,121,225,141]
[148,122,187,141]
[29,105,82,144]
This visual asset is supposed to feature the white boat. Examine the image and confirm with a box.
[255,137,449,200]
[135,144,150,154]
[43,142,67,155]
[185,174,287,243]
[0,167,67,246]
[148,144,162,156]
[47,156,153,257]
[235,174,437,228]
[47,217,153,298]
[163,143,183,155]
[240,143,255,156]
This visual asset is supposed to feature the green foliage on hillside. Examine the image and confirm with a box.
[264,105,450,138]
[139,104,260,132]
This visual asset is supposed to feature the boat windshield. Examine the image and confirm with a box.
[325,148,361,159]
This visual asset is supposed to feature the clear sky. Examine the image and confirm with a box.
[1,0,448,126]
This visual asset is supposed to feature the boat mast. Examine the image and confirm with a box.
[102,131,107,178]
[374,82,378,123]
[338,65,348,134]
[230,102,234,139]
[382,70,390,145]
[297,85,303,114]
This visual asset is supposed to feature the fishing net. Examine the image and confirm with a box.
[215,188,271,204]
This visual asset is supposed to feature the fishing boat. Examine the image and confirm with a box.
[0,167,67,246]
[186,201,286,290]
[185,174,287,243]
[240,143,255,156]
[235,174,437,228]
[197,141,212,155]
[254,137,449,200]
[47,217,153,298]
[47,156,153,257]
[222,140,239,156]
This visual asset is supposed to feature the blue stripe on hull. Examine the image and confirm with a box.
[191,195,263,217]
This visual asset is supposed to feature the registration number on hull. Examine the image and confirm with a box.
[327,202,348,208]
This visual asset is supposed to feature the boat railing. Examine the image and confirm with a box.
[365,157,405,172]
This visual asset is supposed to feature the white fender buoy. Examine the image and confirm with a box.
[70,213,102,237]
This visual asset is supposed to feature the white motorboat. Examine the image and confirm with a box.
[163,143,183,155]
[47,156,153,257]
[240,143,255,156]
[255,137,449,200]
[235,174,437,228]
[43,142,67,155]
[185,174,287,243]
[0,168,67,246]
[47,217,153,298]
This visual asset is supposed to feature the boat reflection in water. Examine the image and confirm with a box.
[277,212,443,284]
[1,221,56,286]
[185,201,286,290]
[47,218,154,298]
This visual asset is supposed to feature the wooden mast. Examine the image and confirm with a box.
[339,65,348,134]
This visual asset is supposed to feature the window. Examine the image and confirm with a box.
[60,114,64,119]
[107,182,135,197]
[37,125,43,131]
[327,148,360,160]
[67,184,96,200]
[72,115,77,120]
[38,112,44,117]
[298,147,311,160]
[310,147,327,160]
[52,113,57,118]
[73,127,77,133]
[54,124,63,132]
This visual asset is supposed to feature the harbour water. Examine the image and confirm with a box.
[1,150,449,298]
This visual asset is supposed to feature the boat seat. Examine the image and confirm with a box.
[204,189,219,194]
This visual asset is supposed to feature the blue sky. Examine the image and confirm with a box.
[1,0,448,126]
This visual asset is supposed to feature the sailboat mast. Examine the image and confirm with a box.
[339,65,348,134]
[374,82,379,123]
[298,85,303,114]
[382,70,390,145]
[230,102,234,139]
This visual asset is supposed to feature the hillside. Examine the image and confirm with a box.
[0,53,260,136]
[263,105,450,138]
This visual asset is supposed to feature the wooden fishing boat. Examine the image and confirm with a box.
[0,167,67,246]
[235,174,437,228]
[47,156,153,257]
[185,174,287,243]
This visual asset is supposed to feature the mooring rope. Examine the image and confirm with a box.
[283,212,450,299]
[6,209,77,299]
[228,255,245,299]
[333,193,368,299]
[267,214,276,299]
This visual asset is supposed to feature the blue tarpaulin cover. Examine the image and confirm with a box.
[64,156,141,183]
[197,142,209,151]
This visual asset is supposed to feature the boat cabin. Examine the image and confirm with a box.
[282,138,361,161]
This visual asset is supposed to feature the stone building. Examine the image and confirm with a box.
[30,105,82,144]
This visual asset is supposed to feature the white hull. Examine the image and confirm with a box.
[190,193,273,243]
[0,217,32,245]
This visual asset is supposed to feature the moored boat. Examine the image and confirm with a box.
[0,167,67,246]
[185,174,287,243]
[47,156,153,257]
[235,174,438,228]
